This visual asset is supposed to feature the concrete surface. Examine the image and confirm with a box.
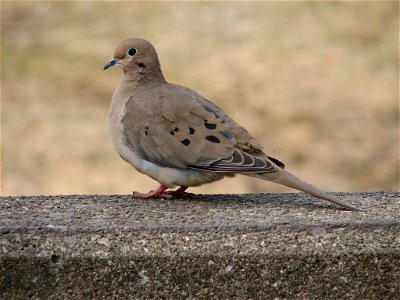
[0,191,399,299]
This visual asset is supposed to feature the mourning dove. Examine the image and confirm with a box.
[104,38,359,211]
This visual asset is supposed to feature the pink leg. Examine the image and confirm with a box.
[166,186,194,197]
[133,185,194,199]
[133,185,173,199]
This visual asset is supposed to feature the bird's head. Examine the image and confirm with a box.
[104,38,162,75]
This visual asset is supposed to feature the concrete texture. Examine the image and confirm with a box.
[0,191,399,299]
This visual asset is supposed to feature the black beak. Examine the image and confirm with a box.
[103,58,119,70]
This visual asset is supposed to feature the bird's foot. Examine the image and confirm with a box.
[133,185,172,199]
[133,185,193,199]
[165,186,194,198]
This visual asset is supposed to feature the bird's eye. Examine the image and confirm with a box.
[127,48,137,56]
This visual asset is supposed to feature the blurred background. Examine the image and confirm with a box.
[2,1,399,196]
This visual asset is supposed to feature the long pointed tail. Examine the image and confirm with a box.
[256,169,360,211]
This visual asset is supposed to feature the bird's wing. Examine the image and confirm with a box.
[122,84,281,173]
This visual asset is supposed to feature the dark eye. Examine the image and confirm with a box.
[127,48,137,56]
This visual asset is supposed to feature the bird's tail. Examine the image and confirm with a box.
[254,169,360,211]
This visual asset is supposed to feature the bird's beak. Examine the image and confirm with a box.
[103,58,120,70]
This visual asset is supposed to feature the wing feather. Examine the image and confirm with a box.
[121,83,283,174]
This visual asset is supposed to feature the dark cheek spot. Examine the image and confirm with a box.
[204,120,217,130]
[180,138,191,146]
[189,127,195,135]
[137,62,145,68]
[206,135,220,143]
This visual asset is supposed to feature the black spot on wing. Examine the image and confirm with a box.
[206,135,220,143]
[204,120,217,130]
[189,127,195,135]
[145,126,149,136]
[170,127,179,136]
[180,138,191,146]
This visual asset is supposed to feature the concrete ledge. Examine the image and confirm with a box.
[1,191,399,299]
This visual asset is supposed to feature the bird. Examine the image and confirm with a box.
[104,37,359,211]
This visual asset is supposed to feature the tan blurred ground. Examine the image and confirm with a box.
[1,2,399,196]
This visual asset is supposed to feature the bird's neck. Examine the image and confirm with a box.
[122,64,166,88]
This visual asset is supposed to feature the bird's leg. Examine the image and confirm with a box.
[166,186,194,197]
[173,186,189,194]
[133,185,194,199]
[133,185,173,199]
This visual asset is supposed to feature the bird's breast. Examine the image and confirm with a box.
[108,93,132,155]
